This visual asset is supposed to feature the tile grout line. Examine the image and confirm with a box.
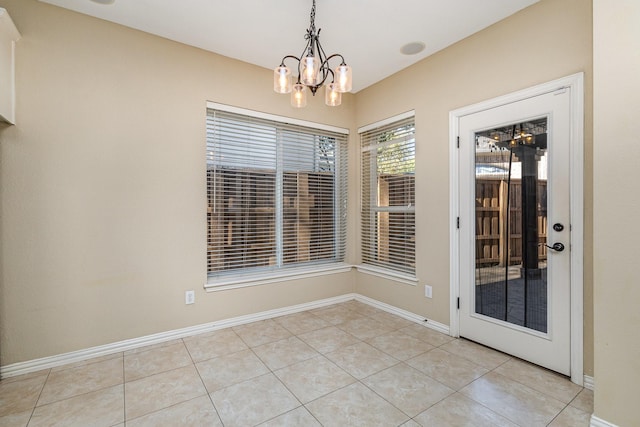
[356,362,428,424]
[121,342,215,425]
[123,338,225,424]
[289,313,420,425]
[453,353,517,423]
[247,312,361,425]
[24,368,51,426]
[299,350,358,426]
[245,326,318,423]
[460,359,524,426]
[457,366,569,427]
[353,309,523,426]
[296,306,450,424]
[181,337,225,426]
[486,356,584,407]
[260,342,313,426]
[545,401,572,427]
[30,364,126,408]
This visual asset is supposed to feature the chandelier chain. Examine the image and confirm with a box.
[305,0,317,46]
[310,0,316,30]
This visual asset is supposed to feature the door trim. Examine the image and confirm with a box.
[449,73,584,385]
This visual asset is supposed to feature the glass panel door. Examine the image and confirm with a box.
[474,118,548,333]
[458,85,574,376]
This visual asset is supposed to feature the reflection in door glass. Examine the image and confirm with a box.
[474,119,548,333]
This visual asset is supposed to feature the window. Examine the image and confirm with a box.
[206,105,348,283]
[360,113,416,276]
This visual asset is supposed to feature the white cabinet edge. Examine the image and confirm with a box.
[0,8,21,41]
[0,8,20,125]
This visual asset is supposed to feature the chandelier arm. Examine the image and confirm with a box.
[326,53,347,66]
[315,28,325,58]
[315,32,328,80]
[319,67,335,87]
[297,39,313,83]
[279,55,301,67]
[312,54,345,88]
[312,58,331,89]
[307,67,335,94]
[319,54,346,71]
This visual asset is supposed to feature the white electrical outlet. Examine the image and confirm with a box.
[424,285,432,298]
[185,290,195,305]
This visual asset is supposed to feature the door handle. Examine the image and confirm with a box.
[544,242,565,252]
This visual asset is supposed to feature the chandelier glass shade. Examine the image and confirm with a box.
[273,0,352,107]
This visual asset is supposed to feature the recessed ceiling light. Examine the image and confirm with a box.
[400,42,426,55]
[90,0,115,4]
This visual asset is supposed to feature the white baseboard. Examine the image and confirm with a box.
[5,293,589,383]
[0,293,357,379]
[584,375,594,390]
[354,294,451,335]
[590,415,619,427]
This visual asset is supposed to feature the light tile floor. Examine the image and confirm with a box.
[0,300,593,426]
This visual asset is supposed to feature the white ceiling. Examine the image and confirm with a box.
[39,0,539,93]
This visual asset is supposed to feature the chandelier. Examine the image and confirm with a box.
[273,0,352,108]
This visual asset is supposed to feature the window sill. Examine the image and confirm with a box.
[356,264,418,286]
[205,263,353,292]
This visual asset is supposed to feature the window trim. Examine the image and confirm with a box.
[207,102,349,135]
[205,262,353,292]
[357,110,415,134]
[205,102,349,289]
[355,264,418,286]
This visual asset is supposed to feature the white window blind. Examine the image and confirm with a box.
[360,115,416,275]
[207,108,348,280]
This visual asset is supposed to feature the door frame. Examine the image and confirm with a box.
[449,73,584,385]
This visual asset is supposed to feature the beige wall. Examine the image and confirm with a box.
[0,0,596,382]
[354,0,593,375]
[0,0,357,365]
[593,0,640,425]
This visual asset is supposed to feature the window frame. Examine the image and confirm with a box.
[358,111,417,284]
[205,102,350,291]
